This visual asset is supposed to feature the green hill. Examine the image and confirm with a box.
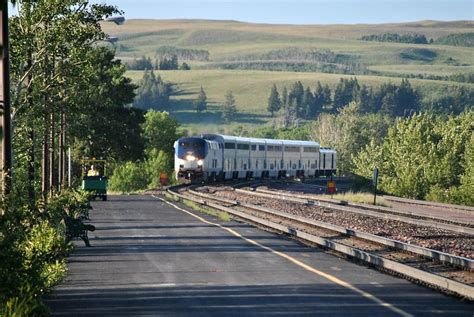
[102,19,474,133]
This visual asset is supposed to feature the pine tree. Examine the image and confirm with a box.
[302,87,314,119]
[170,54,179,69]
[194,86,207,113]
[322,84,332,110]
[357,85,372,113]
[267,84,281,117]
[281,86,289,108]
[289,81,304,116]
[333,77,360,111]
[133,70,172,109]
[222,90,237,123]
[312,81,332,116]
[395,79,419,117]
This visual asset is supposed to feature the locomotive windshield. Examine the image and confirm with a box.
[176,137,207,160]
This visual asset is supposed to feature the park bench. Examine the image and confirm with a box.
[63,200,96,248]
[65,215,95,247]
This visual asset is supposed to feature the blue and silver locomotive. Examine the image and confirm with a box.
[174,134,336,183]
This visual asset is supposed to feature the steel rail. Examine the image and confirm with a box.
[383,195,474,213]
[249,186,474,226]
[234,188,474,235]
[187,187,474,269]
[166,186,474,300]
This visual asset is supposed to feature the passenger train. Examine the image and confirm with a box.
[174,134,337,182]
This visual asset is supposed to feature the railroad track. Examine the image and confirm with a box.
[164,183,474,300]
[241,180,473,228]
[383,195,474,213]
[234,185,474,233]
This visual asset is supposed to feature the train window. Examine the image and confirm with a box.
[274,146,282,151]
[248,159,251,169]
[237,143,249,150]
[219,143,223,149]
[270,164,274,170]
[285,146,299,152]
[225,142,235,149]
[264,160,267,169]
[298,160,301,169]
[259,145,265,151]
[179,141,204,148]
[251,145,257,151]
[281,160,284,168]
[256,160,259,169]
[303,147,318,153]
[331,154,334,169]
[267,145,274,151]
[234,159,237,169]
[323,154,326,169]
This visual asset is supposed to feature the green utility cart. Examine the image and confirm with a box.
[81,158,108,201]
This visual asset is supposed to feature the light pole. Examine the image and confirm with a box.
[105,16,125,25]
[1,1,11,195]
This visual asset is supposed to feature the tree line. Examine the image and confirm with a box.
[1,0,150,313]
[244,105,474,206]
[359,32,474,48]
[434,32,474,47]
[267,78,421,122]
[354,112,473,205]
[126,55,191,71]
[360,33,430,44]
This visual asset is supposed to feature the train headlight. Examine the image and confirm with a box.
[186,155,196,161]
[197,160,203,166]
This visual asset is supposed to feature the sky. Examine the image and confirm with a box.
[89,0,474,24]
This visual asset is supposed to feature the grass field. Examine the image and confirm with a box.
[127,69,474,134]
[103,19,473,133]
[106,19,474,72]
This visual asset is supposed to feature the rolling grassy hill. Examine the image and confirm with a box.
[102,19,474,133]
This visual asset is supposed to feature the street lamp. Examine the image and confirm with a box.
[104,36,118,44]
[105,16,125,25]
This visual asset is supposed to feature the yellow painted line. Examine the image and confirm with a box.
[154,195,413,317]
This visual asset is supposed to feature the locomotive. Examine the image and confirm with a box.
[174,134,336,183]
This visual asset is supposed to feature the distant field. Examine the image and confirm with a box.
[104,19,473,133]
[106,19,474,74]
[368,64,474,76]
[127,69,474,134]
[103,19,473,41]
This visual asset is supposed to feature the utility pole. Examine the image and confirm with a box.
[1,2,12,195]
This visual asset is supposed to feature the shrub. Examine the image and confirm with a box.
[1,285,48,317]
[400,48,437,61]
[108,161,148,193]
[144,149,173,188]
[0,190,89,314]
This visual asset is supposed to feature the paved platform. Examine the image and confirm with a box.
[45,195,473,316]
